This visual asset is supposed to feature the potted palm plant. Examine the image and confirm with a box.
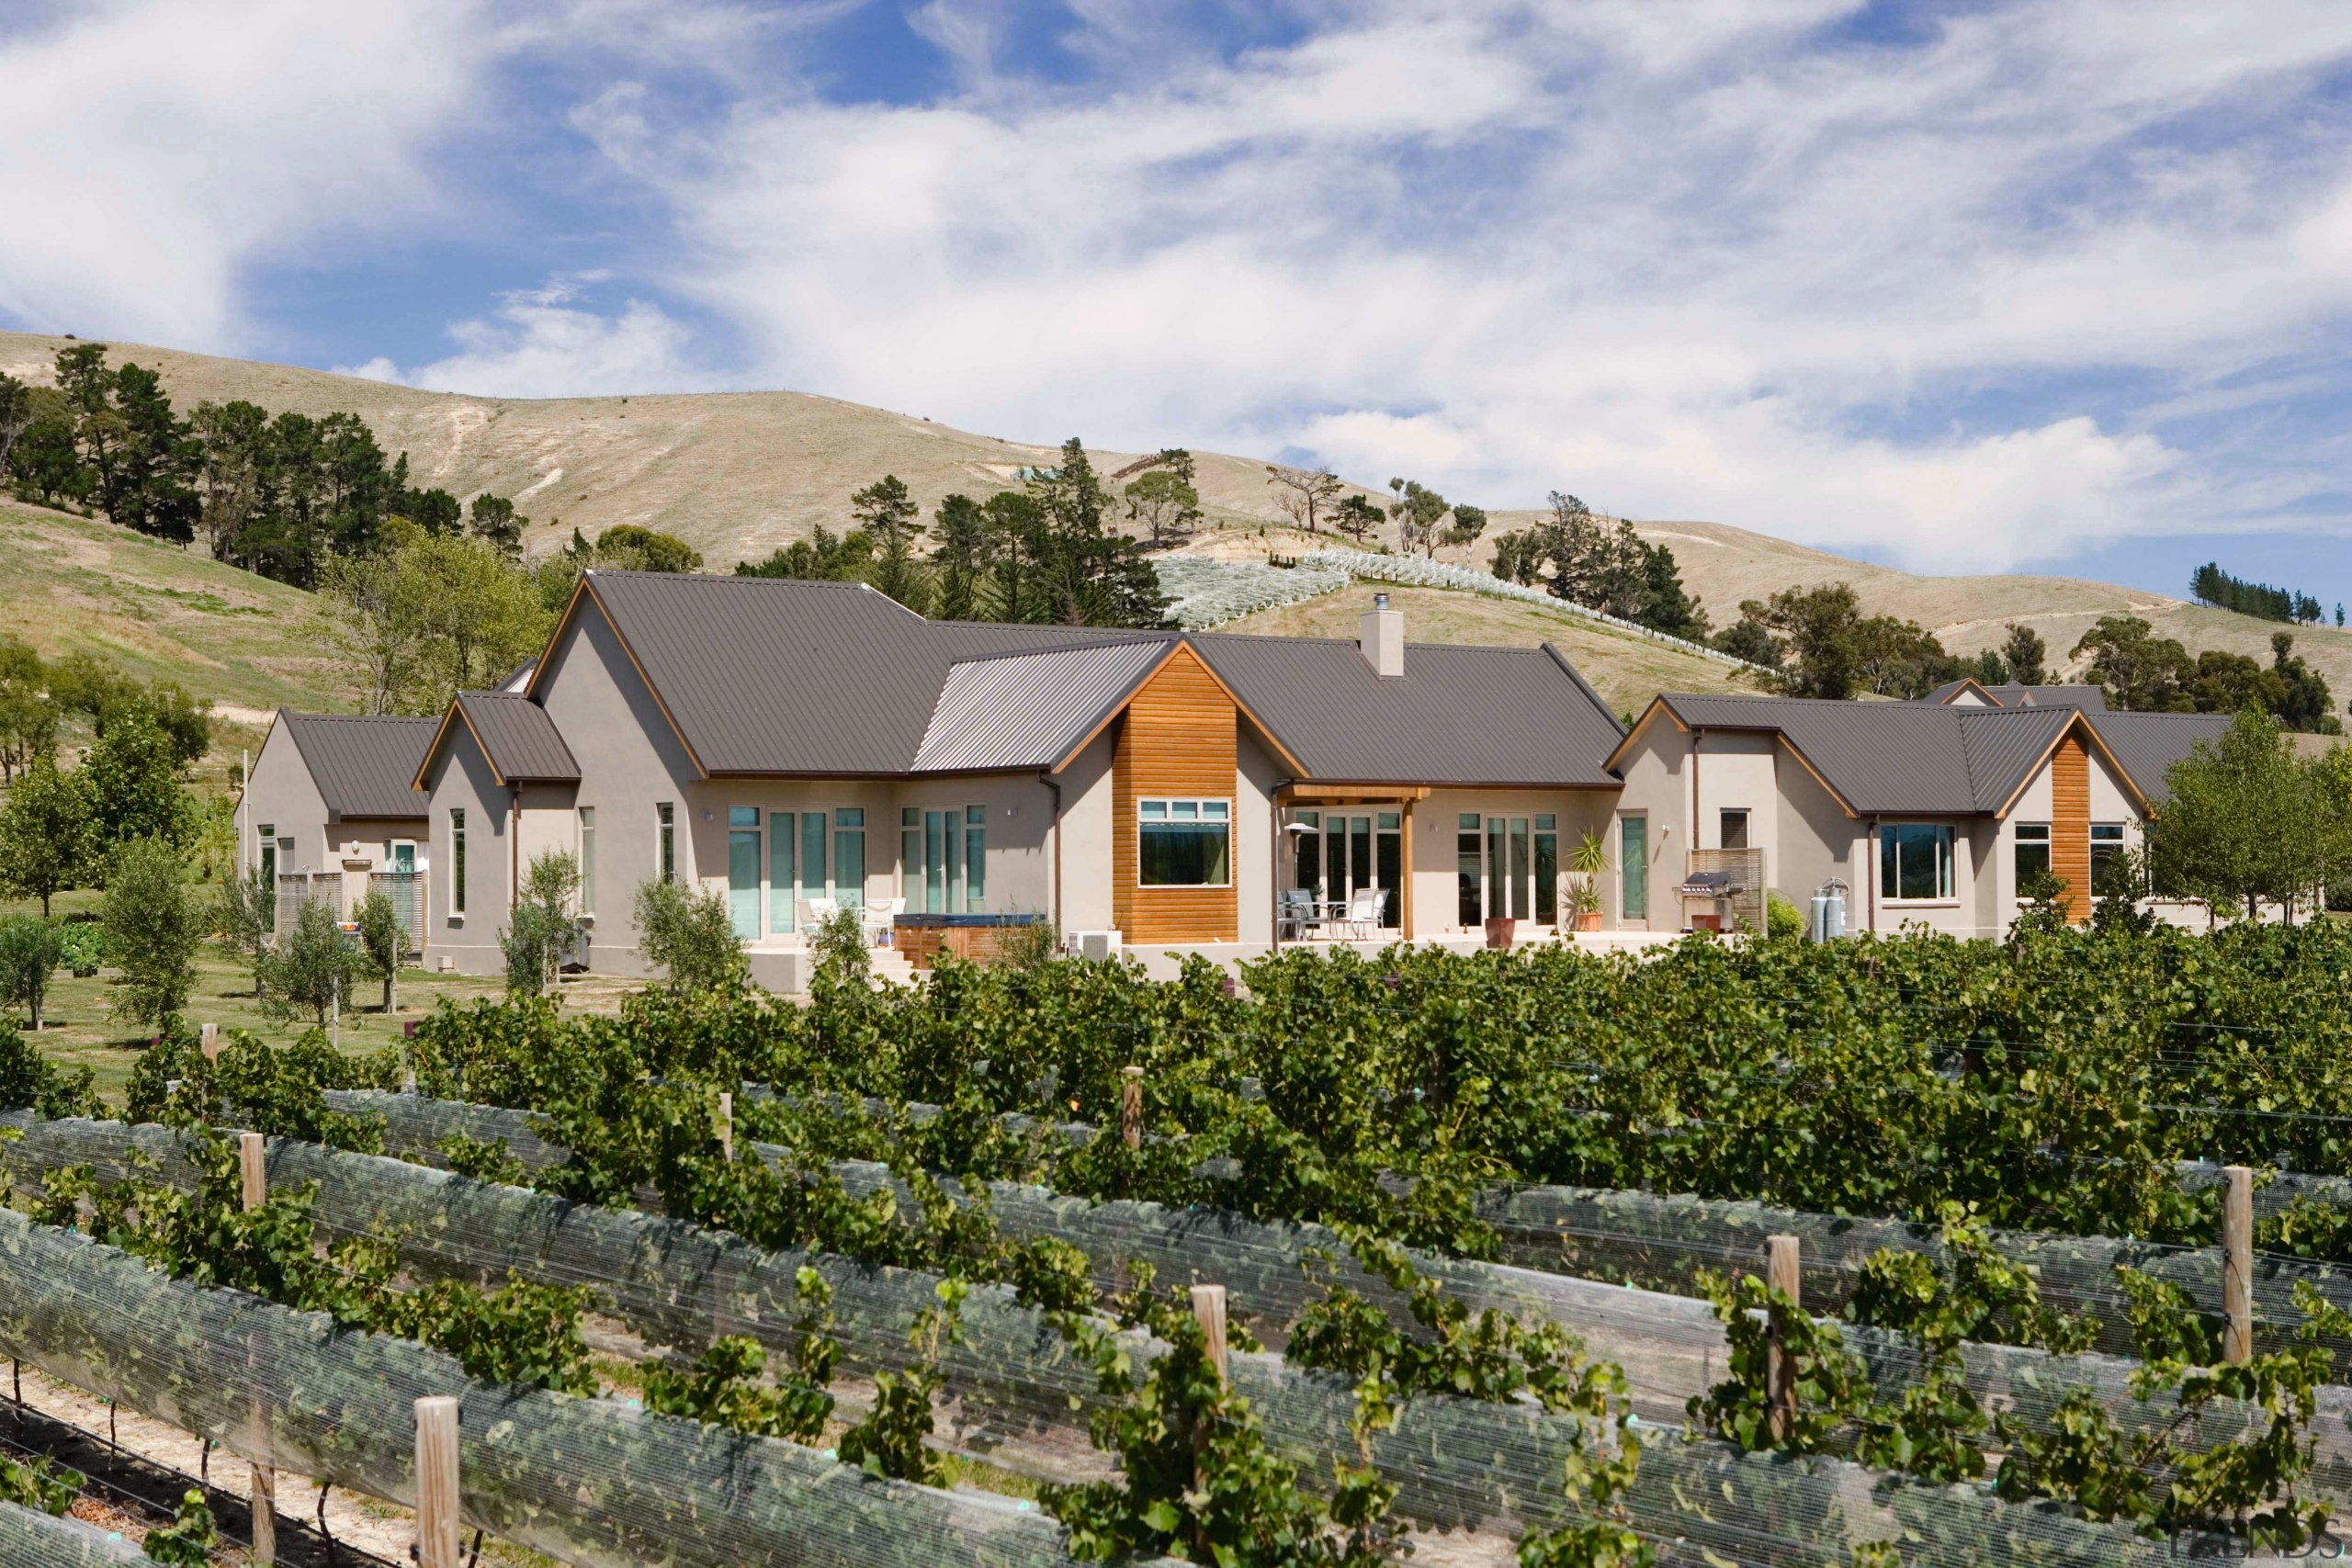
[1568,829,1611,932]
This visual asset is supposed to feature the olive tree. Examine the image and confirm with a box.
[257,897,368,1029]
[355,890,406,1013]
[214,863,274,997]
[502,851,582,998]
[100,837,202,1027]
[0,915,62,1031]
[633,875,746,994]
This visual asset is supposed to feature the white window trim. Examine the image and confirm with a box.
[1136,797,1235,890]
[1879,821,1958,905]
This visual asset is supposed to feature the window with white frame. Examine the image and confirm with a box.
[1138,799,1231,887]
[2015,822,2050,890]
[577,807,595,914]
[2091,822,2128,894]
[901,805,989,914]
[1880,822,1955,901]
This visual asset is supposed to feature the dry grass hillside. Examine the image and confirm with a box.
[1219,584,1757,718]
[1625,518,2352,699]
[0,498,348,727]
[0,331,1345,569]
[6,327,2346,707]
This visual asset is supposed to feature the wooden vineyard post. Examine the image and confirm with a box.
[2223,1165,2254,1365]
[1188,1281,1227,1543]
[239,1132,276,1562]
[199,1022,220,1063]
[1765,1234,1801,1443]
[1191,1284,1229,1383]
[717,1091,734,1162]
[414,1395,461,1568]
[1121,1066,1143,1151]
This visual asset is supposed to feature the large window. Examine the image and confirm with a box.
[1620,815,1647,922]
[1292,809,1402,927]
[451,809,467,914]
[1455,813,1556,925]
[901,805,989,914]
[833,808,866,909]
[2015,822,2050,890]
[1881,822,1955,901]
[2091,823,2127,894]
[258,825,277,931]
[1456,813,1482,925]
[578,807,596,914]
[766,812,800,933]
[728,807,761,939]
[1139,799,1230,887]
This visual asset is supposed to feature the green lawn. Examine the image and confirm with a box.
[6,889,637,1105]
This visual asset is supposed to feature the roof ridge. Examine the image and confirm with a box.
[944,634,1180,667]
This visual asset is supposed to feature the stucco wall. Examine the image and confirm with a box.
[1057,732,1117,935]
[242,722,331,876]
[1607,720,1688,929]
[532,600,708,966]
[422,727,509,976]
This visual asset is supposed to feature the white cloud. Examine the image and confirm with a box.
[340,279,709,398]
[0,0,495,350]
[588,0,2352,570]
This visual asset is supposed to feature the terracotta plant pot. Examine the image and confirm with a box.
[1484,916,1516,951]
[1574,911,1603,932]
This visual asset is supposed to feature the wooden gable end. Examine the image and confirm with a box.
[1112,644,1239,943]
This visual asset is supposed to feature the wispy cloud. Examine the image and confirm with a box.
[8,0,2352,571]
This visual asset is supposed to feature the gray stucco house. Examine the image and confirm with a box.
[409,571,1634,985]
[240,710,437,936]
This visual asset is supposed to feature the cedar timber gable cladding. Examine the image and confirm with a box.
[1112,643,1240,942]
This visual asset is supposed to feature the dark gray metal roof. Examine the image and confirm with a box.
[1193,634,1626,786]
[571,572,1626,785]
[1639,694,2080,815]
[913,640,1174,773]
[277,712,434,820]
[1926,680,2108,711]
[454,693,581,783]
[2092,712,2232,802]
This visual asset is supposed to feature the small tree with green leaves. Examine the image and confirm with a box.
[257,897,368,1029]
[214,863,274,997]
[633,875,747,994]
[0,915,62,1031]
[100,836,202,1027]
[503,850,582,998]
[355,890,406,1013]
[0,757,91,916]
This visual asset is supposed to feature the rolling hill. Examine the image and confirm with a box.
[6,327,2348,713]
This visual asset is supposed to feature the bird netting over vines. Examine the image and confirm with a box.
[0,1499,151,1566]
[0,1114,2201,1568]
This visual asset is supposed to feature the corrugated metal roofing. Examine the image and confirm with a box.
[582,573,1134,775]
[1646,694,2077,814]
[456,693,581,782]
[1193,635,1626,786]
[1926,681,2109,711]
[575,572,1627,785]
[913,641,1175,773]
[277,712,435,820]
[2093,712,2232,802]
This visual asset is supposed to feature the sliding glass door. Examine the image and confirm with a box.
[1287,810,1402,928]
[1458,813,1558,925]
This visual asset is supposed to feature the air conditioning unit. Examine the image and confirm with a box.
[1069,930,1124,963]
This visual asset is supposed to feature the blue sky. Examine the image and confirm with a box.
[5,1,2352,603]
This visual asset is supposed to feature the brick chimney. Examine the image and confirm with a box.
[1358,592,1404,678]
